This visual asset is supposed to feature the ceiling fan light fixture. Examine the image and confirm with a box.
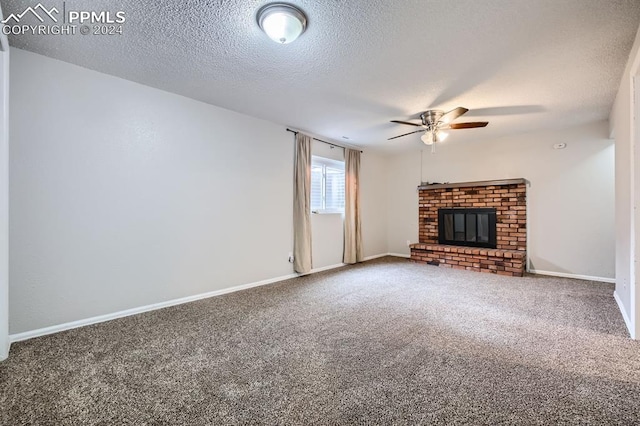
[388,107,488,149]
[257,3,307,44]
[421,130,448,145]
[421,132,434,145]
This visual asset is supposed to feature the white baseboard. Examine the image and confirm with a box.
[7,253,409,344]
[363,253,389,261]
[529,269,615,284]
[614,290,634,338]
[0,341,9,361]
[307,254,393,273]
[309,263,346,273]
[9,254,394,343]
[10,272,300,343]
[387,252,411,258]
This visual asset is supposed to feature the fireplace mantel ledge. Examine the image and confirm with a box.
[417,178,527,190]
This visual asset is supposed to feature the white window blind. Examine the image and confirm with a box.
[311,156,345,213]
[311,164,323,211]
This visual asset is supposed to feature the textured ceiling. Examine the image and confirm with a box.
[2,0,640,151]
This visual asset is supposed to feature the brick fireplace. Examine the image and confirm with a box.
[410,179,527,277]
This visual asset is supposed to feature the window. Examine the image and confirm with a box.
[311,156,345,213]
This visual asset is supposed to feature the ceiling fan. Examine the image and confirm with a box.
[389,107,488,151]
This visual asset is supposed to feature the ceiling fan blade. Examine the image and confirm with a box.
[440,107,469,124]
[448,121,489,129]
[391,120,423,127]
[388,129,424,140]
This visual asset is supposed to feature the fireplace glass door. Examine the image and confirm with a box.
[438,208,497,248]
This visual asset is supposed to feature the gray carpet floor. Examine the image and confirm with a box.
[1,256,639,425]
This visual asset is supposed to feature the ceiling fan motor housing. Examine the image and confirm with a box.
[388,106,487,142]
[420,110,444,127]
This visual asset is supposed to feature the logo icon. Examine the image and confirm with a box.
[2,3,59,24]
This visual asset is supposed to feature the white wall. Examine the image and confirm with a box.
[386,150,421,256]
[310,141,345,268]
[8,45,618,341]
[387,121,615,280]
[309,141,389,269]
[9,49,297,334]
[0,5,10,360]
[9,48,390,336]
[307,139,390,270]
[610,24,640,337]
[360,151,389,258]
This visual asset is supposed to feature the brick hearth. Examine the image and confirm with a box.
[410,179,527,277]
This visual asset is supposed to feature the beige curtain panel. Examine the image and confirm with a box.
[343,148,363,264]
[293,133,313,274]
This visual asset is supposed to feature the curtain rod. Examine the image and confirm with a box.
[286,129,363,153]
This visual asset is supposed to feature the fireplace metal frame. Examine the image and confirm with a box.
[437,208,497,249]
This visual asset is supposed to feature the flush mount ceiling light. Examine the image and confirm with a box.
[257,3,307,44]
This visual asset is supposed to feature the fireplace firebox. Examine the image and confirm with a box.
[438,208,497,249]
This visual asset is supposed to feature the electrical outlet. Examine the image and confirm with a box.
[406,240,411,246]
[288,252,294,263]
